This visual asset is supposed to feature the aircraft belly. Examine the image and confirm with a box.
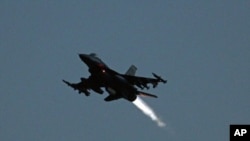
[106,87,116,95]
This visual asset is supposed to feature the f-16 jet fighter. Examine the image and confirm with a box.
[63,53,166,102]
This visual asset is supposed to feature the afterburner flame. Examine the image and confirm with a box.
[132,97,166,127]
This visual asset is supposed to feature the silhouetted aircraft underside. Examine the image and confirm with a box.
[63,53,166,102]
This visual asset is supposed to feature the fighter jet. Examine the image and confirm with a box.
[62,53,167,102]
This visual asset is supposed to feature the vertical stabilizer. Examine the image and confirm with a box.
[125,65,137,76]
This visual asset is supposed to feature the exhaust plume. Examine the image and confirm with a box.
[132,96,166,127]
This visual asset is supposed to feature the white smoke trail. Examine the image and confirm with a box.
[132,96,166,127]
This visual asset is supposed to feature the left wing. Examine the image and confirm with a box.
[62,76,104,96]
[62,79,90,96]
[122,73,167,90]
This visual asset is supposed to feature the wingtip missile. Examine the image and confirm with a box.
[62,79,77,91]
[152,73,167,83]
[62,79,71,86]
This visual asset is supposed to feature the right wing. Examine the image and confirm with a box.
[122,73,167,90]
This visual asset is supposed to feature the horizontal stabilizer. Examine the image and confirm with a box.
[138,91,158,98]
[104,95,122,102]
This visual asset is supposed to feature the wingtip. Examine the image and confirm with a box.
[62,79,70,85]
[152,73,167,84]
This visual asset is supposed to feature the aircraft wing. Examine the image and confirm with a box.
[62,76,105,96]
[122,73,167,89]
[62,79,91,96]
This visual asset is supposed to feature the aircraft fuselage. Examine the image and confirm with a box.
[63,53,166,102]
[79,53,137,101]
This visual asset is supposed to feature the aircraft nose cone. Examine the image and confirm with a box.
[79,54,88,61]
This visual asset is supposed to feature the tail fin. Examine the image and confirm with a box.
[125,65,137,76]
[126,66,157,98]
[138,91,158,98]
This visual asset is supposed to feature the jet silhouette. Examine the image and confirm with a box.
[63,53,166,102]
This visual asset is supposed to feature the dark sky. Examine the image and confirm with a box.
[1,1,250,141]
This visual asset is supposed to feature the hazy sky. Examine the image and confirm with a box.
[1,1,249,141]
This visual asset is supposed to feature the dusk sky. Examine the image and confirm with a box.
[1,1,249,141]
